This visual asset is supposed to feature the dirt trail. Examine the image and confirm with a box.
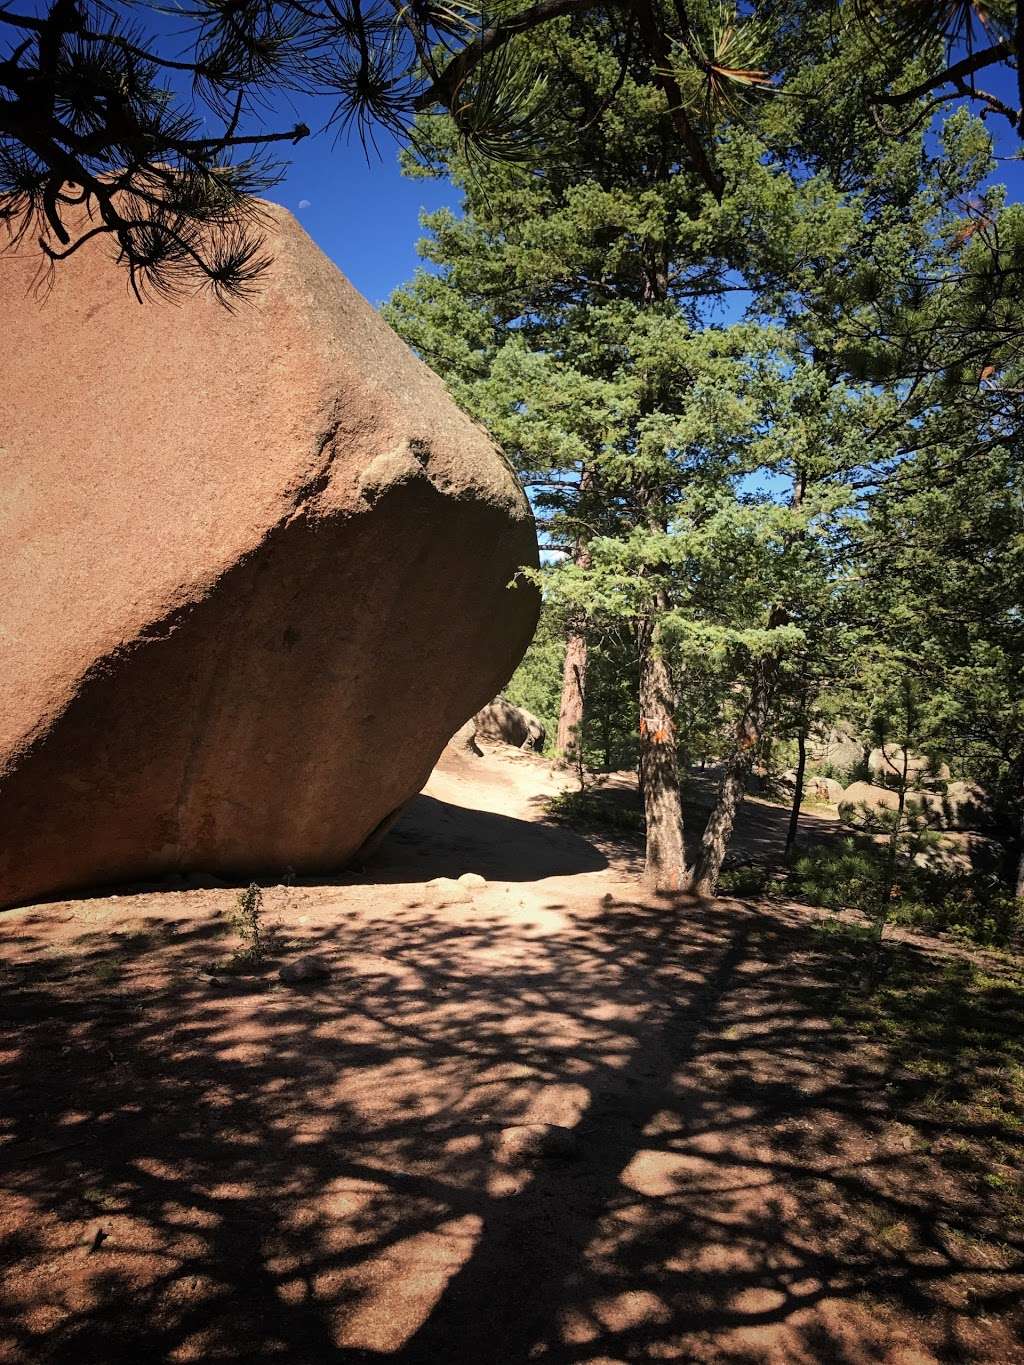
[1,744,1021,1363]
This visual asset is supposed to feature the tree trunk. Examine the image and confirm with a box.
[1013,754,1024,902]
[556,478,592,764]
[688,466,805,898]
[688,651,775,897]
[878,745,910,932]
[638,611,686,892]
[556,626,588,757]
[785,728,807,859]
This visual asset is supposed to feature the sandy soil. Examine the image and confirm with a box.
[1,744,1021,1363]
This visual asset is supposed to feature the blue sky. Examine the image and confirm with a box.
[263,131,458,308]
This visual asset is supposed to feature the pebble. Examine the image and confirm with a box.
[426,877,472,906]
[493,1123,582,1165]
[279,955,331,984]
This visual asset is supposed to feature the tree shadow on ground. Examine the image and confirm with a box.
[583,770,843,869]
[1,885,1022,1363]
[5,797,612,913]
[363,794,610,884]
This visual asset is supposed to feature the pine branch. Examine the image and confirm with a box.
[873,38,1014,111]
[412,0,607,113]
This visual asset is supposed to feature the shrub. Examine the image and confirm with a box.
[788,840,1024,948]
[544,787,645,835]
[888,877,1024,949]
[820,759,862,787]
[788,839,886,916]
[718,864,772,897]
[231,882,266,963]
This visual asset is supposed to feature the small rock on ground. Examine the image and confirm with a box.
[494,1123,582,1165]
[426,877,473,906]
[458,872,487,889]
[279,955,331,984]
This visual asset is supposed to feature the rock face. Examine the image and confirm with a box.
[445,717,484,760]
[0,204,539,910]
[806,775,845,805]
[942,780,991,831]
[475,697,546,751]
[807,726,863,775]
[868,748,950,787]
[915,831,1001,874]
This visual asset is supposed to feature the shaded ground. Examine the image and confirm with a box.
[563,764,844,870]
[1,744,1022,1363]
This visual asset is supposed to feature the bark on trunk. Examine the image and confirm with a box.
[879,745,910,927]
[556,479,592,764]
[689,650,775,897]
[1014,755,1024,902]
[556,627,588,758]
[638,614,686,892]
[785,728,807,859]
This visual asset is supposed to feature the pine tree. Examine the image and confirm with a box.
[388,8,1000,895]
[855,408,1024,897]
[6,0,1017,299]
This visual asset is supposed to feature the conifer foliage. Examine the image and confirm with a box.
[5,0,1024,299]
[388,6,1024,899]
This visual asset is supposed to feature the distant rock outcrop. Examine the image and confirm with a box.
[840,779,958,826]
[868,748,950,788]
[806,775,845,805]
[839,777,993,835]
[0,203,539,909]
[839,781,907,823]
[806,726,864,775]
[475,698,546,751]
[941,780,992,831]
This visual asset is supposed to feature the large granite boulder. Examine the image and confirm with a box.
[474,698,546,751]
[839,781,904,824]
[914,830,1001,874]
[0,204,539,909]
[806,726,863,775]
[941,780,992,831]
[839,781,940,826]
[868,747,950,788]
[806,775,845,805]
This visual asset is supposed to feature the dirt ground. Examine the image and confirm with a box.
[2,743,1022,1363]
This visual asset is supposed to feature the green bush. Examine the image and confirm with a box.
[888,878,1024,948]
[718,864,772,897]
[544,787,645,835]
[231,882,266,964]
[788,840,1023,948]
[820,759,858,786]
[788,839,886,915]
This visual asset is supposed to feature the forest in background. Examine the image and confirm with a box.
[385,3,1024,928]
